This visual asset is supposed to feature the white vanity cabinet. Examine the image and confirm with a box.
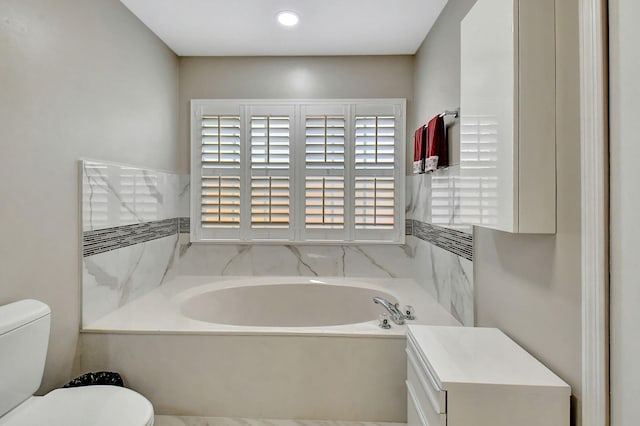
[406,326,570,426]
[459,0,556,233]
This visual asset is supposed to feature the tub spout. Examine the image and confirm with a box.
[373,297,405,325]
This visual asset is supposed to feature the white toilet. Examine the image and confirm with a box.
[0,299,154,426]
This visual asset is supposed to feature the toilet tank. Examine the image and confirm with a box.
[0,300,51,417]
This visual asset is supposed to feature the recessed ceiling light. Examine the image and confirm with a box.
[277,11,299,27]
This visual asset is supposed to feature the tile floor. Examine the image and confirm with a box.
[154,416,405,426]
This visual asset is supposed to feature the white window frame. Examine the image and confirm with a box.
[190,99,406,244]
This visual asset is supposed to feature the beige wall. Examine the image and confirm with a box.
[411,0,478,169]
[474,0,582,424]
[413,0,582,424]
[610,0,640,424]
[178,56,414,173]
[0,0,179,392]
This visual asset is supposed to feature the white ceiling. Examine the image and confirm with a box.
[120,0,449,56]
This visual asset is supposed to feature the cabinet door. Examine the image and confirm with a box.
[460,0,517,232]
[460,0,556,233]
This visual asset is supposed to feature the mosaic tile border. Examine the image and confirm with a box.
[83,218,178,257]
[405,219,413,236]
[179,217,190,234]
[84,216,471,260]
[407,219,473,261]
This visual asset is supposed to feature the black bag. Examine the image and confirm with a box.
[63,371,124,388]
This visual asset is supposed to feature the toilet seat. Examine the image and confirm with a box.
[0,386,154,426]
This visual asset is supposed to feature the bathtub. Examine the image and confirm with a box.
[180,282,399,327]
[79,276,459,421]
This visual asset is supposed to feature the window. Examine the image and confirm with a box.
[191,99,405,243]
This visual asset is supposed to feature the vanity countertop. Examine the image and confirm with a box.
[407,325,571,393]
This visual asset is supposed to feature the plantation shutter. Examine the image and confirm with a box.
[353,104,403,241]
[301,105,349,241]
[190,99,405,243]
[192,103,242,240]
[248,105,294,240]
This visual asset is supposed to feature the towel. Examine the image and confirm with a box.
[412,126,427,174]
[425,115,448,172]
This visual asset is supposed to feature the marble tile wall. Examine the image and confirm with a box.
[81,160,474,327]
[405,236,474,326]
[166,234,415,280]
[167,222,469,325]
[410,220,472,261]
[80,160,187,326]
[406,165,473,234]
[405,165,475,326]
[83,218,177,257]
[82,234,179,325]
[82,160,185,230]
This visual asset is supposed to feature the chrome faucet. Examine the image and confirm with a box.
[373,297,406,325]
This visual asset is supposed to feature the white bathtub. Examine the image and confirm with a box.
[79,276,459,421]
[181,282,399,327]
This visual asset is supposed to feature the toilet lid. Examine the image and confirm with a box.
[0,386,154,426]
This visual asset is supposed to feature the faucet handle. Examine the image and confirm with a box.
[403,305,415,320]
[378,312,391,329]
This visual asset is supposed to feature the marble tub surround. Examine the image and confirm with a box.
[83,218,178,257]
[172,218,413,279]
[81,160,187,230]
[177,174,191,219]
[80,158,474,328]
[406,236,474,326]
[166,235,415,279]
[82,233,178,326]
[410,220,472,261]
[404,168,475,326]
[405,172,432,225]
[155,416,404,426]
[83,276,459,335]
[405,166,473,234]
[80,160,187,326]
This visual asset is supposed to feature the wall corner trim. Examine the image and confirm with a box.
[579,0,610,425]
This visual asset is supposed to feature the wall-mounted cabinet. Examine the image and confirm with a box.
[459,0,556,233]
